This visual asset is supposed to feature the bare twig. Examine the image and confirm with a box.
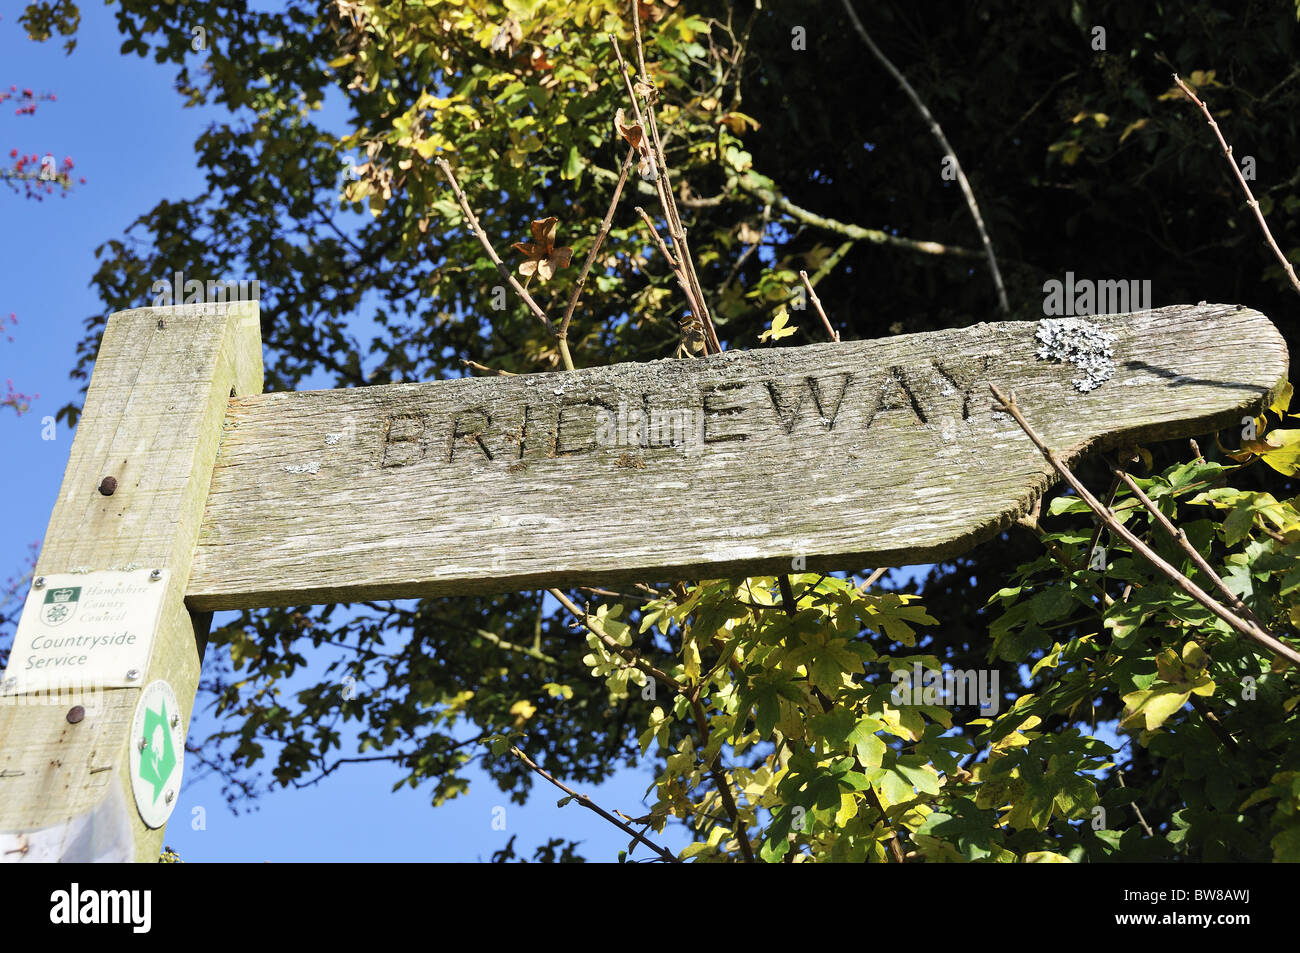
[1085,468,1127,573]
[688,695,756,862]
[611,25,722,354]
[990,383,1300,667]
[509,745,680,862]
[634,205,705,326]
[434,158,567,364]
[839,0,1010,315]
[473,627,558,665]
[460,359,515,376]
[799,269,839,342]
[857,567,889,591]
[1172,74,1300,298]
[1113,468,1270,632]
[1115,769,1155,838]
[558,144,638,369]
[1189,694,1240,751]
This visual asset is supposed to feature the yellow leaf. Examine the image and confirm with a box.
[759,308,798,343]
[1119,118,1149,143]
[1024,851,1073,863]
[1259,429,1300,476]
[1121,685,1190,732]
[510,699,537,723]
[835,791,859,826]
[1271,380,1294,416]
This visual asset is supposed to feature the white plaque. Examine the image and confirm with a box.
[0,569,168,695]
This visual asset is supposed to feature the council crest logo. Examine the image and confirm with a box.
[40,586,81,627]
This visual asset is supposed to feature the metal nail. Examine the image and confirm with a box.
[125,669,139,681]
[149,569,162,582]
[165,791,174,804]
[98,476,118,496]
[170,714,179,728]
[66,706,85,724]
[137,738,147,751]
[33,577,44,590]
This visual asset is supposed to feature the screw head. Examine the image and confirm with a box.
[149,569,162,582]
[33,577,45,590]
[66,705,85,724]
[125,669,140,681]
[98,476,118,496]
[165,790,174,804]
[137,737,147,751]
[170,713,179,728]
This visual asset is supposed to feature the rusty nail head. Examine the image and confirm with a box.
[98,476,118,496]
[66,706,85,724]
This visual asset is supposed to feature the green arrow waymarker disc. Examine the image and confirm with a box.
[129,680,186,829]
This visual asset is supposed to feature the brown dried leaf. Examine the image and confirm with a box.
[489,17,523,53]
[614,108,647,153]
[511,217,573,283]
[633,80,658,105]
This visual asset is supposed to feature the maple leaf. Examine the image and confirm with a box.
[511,217,573,282]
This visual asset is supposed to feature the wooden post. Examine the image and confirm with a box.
[0,302,262,862]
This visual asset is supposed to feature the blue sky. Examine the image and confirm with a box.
[0,2,704,863]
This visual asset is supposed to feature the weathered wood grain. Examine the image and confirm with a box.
[187,304,1287,610]
[0,303,262,862]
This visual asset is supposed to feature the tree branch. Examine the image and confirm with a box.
[736,172,987,259]
[509,745,680,862]
[990,382,1300,666]
[433,158,564,357]
[799,269,839,342]
[558,144,638,368]
[1172,73,1300,298]
[840,0,1010,314]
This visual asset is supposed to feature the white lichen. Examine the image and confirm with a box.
[1034,317,1118,392]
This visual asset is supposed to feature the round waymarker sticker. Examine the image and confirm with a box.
[128,680,186,829]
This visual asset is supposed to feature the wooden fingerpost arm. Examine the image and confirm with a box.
[0,302,263,863]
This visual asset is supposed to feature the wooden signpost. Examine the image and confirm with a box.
[0,300,1288,861]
